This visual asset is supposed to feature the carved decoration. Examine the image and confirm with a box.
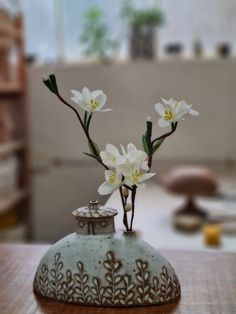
[34,251,181,306]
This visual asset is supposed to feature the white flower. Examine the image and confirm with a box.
[99,143,154,194]
[119,163,155,187]
[71,87,112,112]
[155,98,199,127]
[100,144,124,168]
[98,169,122,195]
[121,143,149,171]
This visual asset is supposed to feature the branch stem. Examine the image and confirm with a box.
[57,93,108,170]
[129,186,137,231]
[147,122,178,170]
[119,187,129,231]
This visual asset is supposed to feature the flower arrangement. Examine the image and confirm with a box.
[43,74,199,232]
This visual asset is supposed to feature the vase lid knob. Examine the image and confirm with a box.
[89,200,99,211]
[72,201,118,220]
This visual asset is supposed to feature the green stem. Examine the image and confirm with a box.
[151,122,177,147]
[129,186,137,231]
[86,113,93,131]
[83,111,88,128]
[56,93,108,170]
[119,187,129,231]
[148,122,178,170]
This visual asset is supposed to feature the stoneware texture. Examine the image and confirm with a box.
[33,202,181,306]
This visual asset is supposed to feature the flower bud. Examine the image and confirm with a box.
[125,203,132,212]
[122,186,129,197]
[42,74,58,94]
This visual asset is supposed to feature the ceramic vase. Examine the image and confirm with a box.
[33,200,181,306]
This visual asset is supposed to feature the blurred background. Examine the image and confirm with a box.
[0,0,235,252]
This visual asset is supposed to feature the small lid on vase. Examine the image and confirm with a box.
[72,200,118,235]
[72,200,118,220]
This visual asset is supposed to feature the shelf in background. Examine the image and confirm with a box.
[0,223,25,242]
[0,189,27,215]
[0,140,25,155]
[0,82,22,94]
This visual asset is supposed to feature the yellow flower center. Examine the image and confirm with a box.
[132,170,143,184]
[164,110,175,121]
[108,173,116,184]
[90,100,99,111]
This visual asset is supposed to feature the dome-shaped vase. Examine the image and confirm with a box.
[33,201,181,306]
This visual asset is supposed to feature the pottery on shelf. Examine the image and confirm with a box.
[163,166,218,231]
[33,200,181,306]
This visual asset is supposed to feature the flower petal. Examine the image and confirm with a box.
[106,144,120,156]
[82,87,91,103]
[98,182,114,195]
[71,96,79,104]
[154,103,165,116]
[71,90,83,101]
[140,172,156,182]
[161,98,170,105]
[168,98,177,109]
[92,90,103,98]
[104,170,114,181]
[118,164,132,177]
[141,161,149,171]
[95,93,107,109]
[98,108,113,112]
[120,145,126,155]
[158,118,171,127]
[76,100,90,112]
[189,108,200,116]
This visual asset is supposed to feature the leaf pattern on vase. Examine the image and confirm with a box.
[150,276,161,303]
[172,274,181,299]
[33,251,181,306]
[49,253,64,300]
[74,261,92,304]
[61,270,76,302]
[135,259,152,304]
[90,277,106,305]
[38,265,51,297]
[104,251,122,305]
[160,266,173,303]
[120,274,135,305]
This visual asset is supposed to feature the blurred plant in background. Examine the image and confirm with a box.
[121,0,165,59]
[80,7,118,63]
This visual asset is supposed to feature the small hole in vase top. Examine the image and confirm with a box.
[123,230,141,238]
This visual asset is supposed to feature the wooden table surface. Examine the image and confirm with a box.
[0,244,236,314]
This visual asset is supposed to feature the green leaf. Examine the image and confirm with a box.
[142,134,149,153]
[83,152,99,160]
[152,138,165,154]
[88,140,101,159]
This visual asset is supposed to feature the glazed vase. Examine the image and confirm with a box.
[33,201,181,306]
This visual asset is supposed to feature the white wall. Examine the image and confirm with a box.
[28,60,236,163]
